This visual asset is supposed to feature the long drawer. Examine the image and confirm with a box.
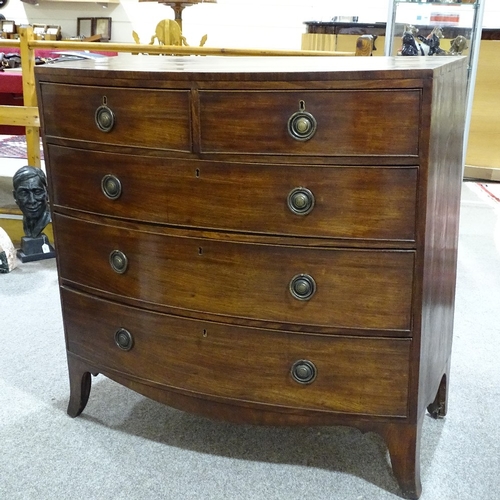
[54,213,415,332]
[62,288,410,417]
[199,89,421,156]
[38,83,191,151]
[47,145,418,242]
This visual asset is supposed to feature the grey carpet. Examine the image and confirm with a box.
[1,182,499,500]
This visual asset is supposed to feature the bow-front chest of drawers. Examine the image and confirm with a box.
[35,55,467,499]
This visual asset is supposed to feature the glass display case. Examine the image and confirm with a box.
[385,0,485,163]
[385,1,481,70]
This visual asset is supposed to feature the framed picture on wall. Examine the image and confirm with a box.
[77,18,93,39]
[95,17,112,41]
[77,17,112,41]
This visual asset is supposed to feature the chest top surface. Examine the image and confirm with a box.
[35,54,466,83]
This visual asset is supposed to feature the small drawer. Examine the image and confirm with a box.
[38,83,191,151]
[54,214,415,333]
[62,288,410,417]
[199,89,420,156]
[47,145,418,242]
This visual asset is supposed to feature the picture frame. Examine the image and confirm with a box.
[95,17,112,41]
[77,17,112,41]
[77,17,94,39]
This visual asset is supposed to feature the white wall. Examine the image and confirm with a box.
[0,0,496,49]
[0,0,388,48]
[481,0,500,27]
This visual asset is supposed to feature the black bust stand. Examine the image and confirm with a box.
[17,233,56,263]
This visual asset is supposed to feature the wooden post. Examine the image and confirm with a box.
[19,26,41,168]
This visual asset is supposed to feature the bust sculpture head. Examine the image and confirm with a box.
[12,166,52,238]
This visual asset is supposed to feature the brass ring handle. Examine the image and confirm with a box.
[289,274,316,301]
[291,359,317,384]
[287,110,317,141]
[109,250,128,274]
[101,174,122,200]
[287,187,315,215]
[95,105,115,133]
[114,328,134,351]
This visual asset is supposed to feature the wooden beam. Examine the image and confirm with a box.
[0,105,40,127]
[30,40,355,57]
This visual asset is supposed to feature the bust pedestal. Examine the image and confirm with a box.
[17,233,56,263]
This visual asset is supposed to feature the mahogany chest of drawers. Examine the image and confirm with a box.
[35,55,467,499]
